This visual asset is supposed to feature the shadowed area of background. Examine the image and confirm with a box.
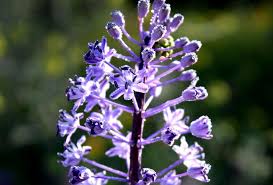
[0,0,272,185]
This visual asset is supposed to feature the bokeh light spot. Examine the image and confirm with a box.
[86,137,107,158]
[0,93,5,113]
[45,56,65,76]
[207,80,231,106]
[0,33,7,58]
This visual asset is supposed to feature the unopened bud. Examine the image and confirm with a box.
[182,86,208,101]
[169,14,184,32]
[106,22,122,39]
[175,37,190,48]
[111,10,125,27]
[151,25,167,42]
[190,116,213,140]
[179,69,197,81]
[158,4,171,22]
[180,53,198,68]
[152,0,165,11]
[138,0,150,18]
[183,40,202,53]
[187,162,211,182]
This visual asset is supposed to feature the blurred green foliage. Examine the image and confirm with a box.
[0,0,272,185]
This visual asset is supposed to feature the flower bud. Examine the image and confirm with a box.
[141,168,157,184]
[169,14,184,32]
[152,0,165,11]
[85,118,105,135]
[182,86,208,101]
[175,37,189,48]
[187,162,211,182]
[111,10,125,27]
[190,116,213,139]
[138,0,150,18]
[69,166,93,185]
[180,53,198,68]
[141,47,156,63]
[161,127,180,146]
[106,22,122,39]
[158,3,171,22]
[178,69,197,81]
[183,40,202,53]
[151,25,167,42]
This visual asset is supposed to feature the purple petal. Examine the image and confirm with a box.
[90,112,103,120]
[172,109,184,122]
[124,88,134,100]
[84,98,97,112]
[77,135,87,146]
[111,108,123,119]
[132,83,149,93]
[110,88,124,100]
[101,36,107,51]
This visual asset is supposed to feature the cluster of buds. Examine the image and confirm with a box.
[56,0,212,184]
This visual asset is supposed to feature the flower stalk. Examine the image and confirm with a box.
[129,58,146,185]
[56,1,213,185]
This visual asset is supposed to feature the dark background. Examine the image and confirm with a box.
[0,0,272,185]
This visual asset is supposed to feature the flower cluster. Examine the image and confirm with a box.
[56,0,212,184]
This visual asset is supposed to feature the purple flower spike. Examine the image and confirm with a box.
[160,170,181,185]
[187,162,211,182]
[140,168,157,185]
[190,116,213,139]
[138,0,150,18]
[183,40,202,53]
[110,66,148,100]
[158,3,171,22]
[84,37,115,64]
[57,1,212,184]
[141,47,156,63]
[57,110,83,139]
[169,14,184,32]
[106,22,123,40]
[182,86,208,101]
[58,136,91,167]
[111,10,125,27]
[151,25,167,43]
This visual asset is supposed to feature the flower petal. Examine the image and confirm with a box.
[110,88,124,100]
[132,83,149,93]
[124,88,134,100]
